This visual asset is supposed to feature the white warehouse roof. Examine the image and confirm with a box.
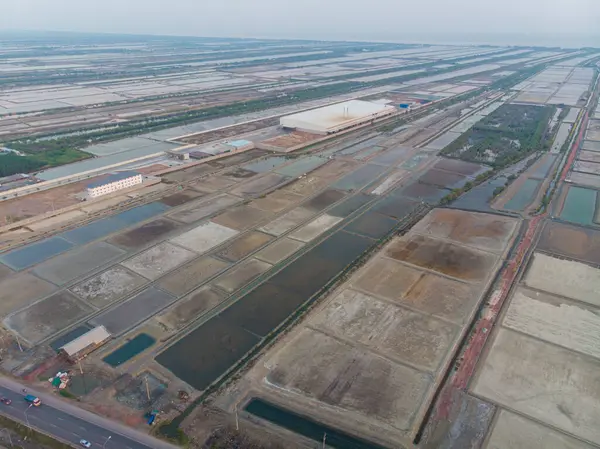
[280,100,396,134]
[60,326,111,357]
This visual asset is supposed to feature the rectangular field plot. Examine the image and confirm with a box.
[343,211,398,240]
[559,186,597,226]
[504,178,540,211]
[288,214,343,242]
[537,221,600,265]
[524,252,600,308]
[583,140,600,152]
[215,231,273,262]
[471,328,600,444]
[411,208,517,254]
[5,291,93,344]
[91,287,175,335]
[0,236,74,270]
[251,190,304,213]
[401,181,449,202]
[331,164,388,191]
[121,242,196,280]
[0,273,57,317]
[107,218,181,249]
[432,158,488,176]
[311,289,458,372]
[371,195,418,220]
[254,237,304,264]
[503,286,600,360]
[417,169,467,189]
[299,189,345,213]
[385,235,498,283]
[569,172,600,189]
[486,410,595,449]
[155,316,260,390]
[263,328,431,432]
[158,286,226,330]
[327,194,373,218]
[578,150,600,164]
[167,194,241,224]
[170,222,238,254]
[157,256,229,297]
[353,258,482,325]
[230,173,289,197]
[219,282,305,337]
[213,258,272,293]
[70,266,147,309]
[274,155,326,178]
[32,242,125,286]
[211,205,270,231]
[574,160,600,175]
[158,189,206,207]
[259,207,314,236]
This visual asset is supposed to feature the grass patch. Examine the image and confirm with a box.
[58,389,78,400]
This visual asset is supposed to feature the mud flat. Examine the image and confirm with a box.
[410,209,517,254]
[211,205,270,231]
[485,410,595,449]
[523,252,600,309]
[0,273,56,317]
[6,291,94,344]
[108,218,181,249]
[254,237,304,265]
[70,266,147,309]
[121,242,196,280]
[471,328,600,445]
[537,221,600,265]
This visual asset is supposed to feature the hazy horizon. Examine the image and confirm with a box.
[3,0,600,48]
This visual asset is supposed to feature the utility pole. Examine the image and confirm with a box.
[103,435,111,448]
[322,432,327,449]
[145,376,151,402]
[24,404,32,429]
[15,334,22,352]
[235,404,239,431]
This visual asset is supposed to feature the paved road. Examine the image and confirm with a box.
[0,377,177,449]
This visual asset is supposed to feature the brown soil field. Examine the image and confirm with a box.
[537,221,600,265]
[176,118,278,145]
[0,177,106,225]
[385,235,498,282]
[259,131,321,149]
[411,209,517,254]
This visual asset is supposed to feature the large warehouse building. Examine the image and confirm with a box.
[280,100,396,135]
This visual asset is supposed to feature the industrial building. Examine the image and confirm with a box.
[59,326,111,361]
[280,100,396,135]
[86,171,142,198]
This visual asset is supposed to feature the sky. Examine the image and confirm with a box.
[3,0,600,47]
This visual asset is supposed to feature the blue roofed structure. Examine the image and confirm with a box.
[86,171,141,189]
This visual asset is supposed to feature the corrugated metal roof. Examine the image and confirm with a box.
[60,326,111,356]
[87,171,140,189]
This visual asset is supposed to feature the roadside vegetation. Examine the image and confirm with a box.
[0,413,72,449]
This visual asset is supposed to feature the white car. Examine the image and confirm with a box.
[79,440,92,448]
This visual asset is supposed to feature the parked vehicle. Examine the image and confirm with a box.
[24,394,41,406]
[79,440,92,448]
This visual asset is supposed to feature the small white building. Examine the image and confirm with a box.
[59,326,111,361]
[86,171,142,198]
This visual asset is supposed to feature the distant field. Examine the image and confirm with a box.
[441,104,554,167]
